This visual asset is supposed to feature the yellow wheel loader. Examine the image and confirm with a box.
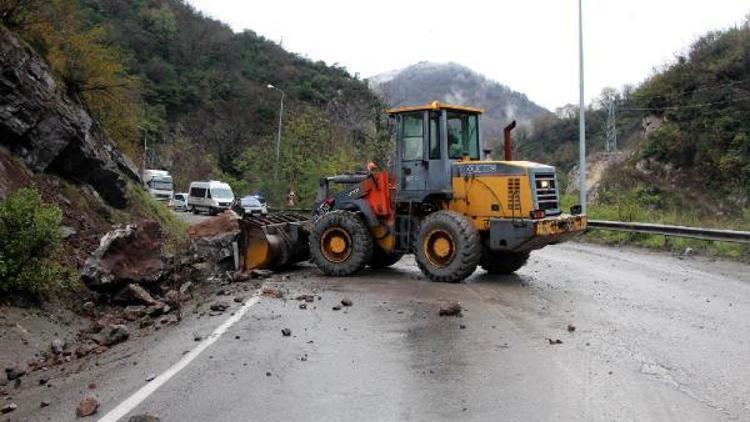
[241,101,587,283]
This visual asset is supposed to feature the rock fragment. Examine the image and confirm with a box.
[128,415,161,422]
[75,344,94,358]
[76,397,99,417]
[341,298,353,307]
[139,316,155,328]
[251,269,274,279]
[1,403,17,414]
[567,323,576,332]
[262,287,283,298]
[93,324,129,346]
[82,301,96,317]
[281,328,292,337]
[51,337,65,353]
[113,284,160,307]
[5,366,25,381]
[547,338,563,345]
[123,305,146,321]
[210,301,230,312]
[438,302,462,317]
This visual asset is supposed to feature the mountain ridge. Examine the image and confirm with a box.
[368,61,551,150]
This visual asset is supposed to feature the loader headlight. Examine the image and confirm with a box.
[539,180,551,189]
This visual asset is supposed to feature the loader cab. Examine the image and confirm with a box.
[388,101,484,202]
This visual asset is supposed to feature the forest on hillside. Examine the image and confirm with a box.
[519,17,750,211]
[1,0,389,205]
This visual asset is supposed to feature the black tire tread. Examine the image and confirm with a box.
[310,210,373,276]
[368,246,403,269]
[415,210,481,283]
[480,250,530,274]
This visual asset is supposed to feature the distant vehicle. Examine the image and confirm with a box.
[169,192,188,212]
[187,181,234,215]
[142,169,174,202]
[233,195,268,217]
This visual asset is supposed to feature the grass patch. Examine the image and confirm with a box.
[563,192,750,261]
[122,184,190,256]
[0,188,63,297]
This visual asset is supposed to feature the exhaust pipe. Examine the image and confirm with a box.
[503,120,517,161]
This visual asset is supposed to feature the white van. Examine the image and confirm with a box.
[188,181,235,215]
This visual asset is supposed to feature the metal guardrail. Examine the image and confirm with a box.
[268,209,750,244]
[587,220,750,244]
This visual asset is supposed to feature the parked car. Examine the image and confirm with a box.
[234,195,268,217]
[187,181,235,215]
[169,192,188,212]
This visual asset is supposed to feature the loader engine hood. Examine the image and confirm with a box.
[450,160,562,218]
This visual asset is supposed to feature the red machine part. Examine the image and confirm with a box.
[361,171,394,222]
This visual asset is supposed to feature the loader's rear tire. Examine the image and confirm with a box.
[368,246,403,269]
[311,210,373,276]
[480,249,530,274]
[415,211,481,283]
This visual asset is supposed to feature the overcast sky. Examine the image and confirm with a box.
[187,0,748,110]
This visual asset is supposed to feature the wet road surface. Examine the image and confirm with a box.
[18,242,750,421]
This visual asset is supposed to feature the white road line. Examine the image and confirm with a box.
[98,294,262,422]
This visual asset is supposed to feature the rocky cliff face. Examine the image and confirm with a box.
[0,26,139,208]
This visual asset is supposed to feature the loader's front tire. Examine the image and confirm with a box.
[311,211,373,276]
[368,246,403,269]
[415,211,481,283]
[480,249,530,274]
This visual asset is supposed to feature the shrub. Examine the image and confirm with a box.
[0,188,63,296]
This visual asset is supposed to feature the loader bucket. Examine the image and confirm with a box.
[238,213,311,271]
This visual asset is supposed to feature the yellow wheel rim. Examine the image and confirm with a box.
[329,236,347,254]
[433,237,451,258]
[423,229,455,268]
[320,227,352,263]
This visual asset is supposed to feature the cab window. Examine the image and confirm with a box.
[447,112,479,160]
[402,113,423,161]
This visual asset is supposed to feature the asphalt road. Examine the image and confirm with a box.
[14,241,750,421]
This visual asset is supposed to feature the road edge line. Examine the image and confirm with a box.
[97,294,262,422]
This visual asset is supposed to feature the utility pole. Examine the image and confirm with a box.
[141,128,148,177]
[267,84,285,180]
[605,99,617,153]
[578,0,587,213]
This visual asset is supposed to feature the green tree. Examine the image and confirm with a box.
[0,189,63,296]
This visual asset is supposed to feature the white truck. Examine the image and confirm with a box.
[142,169,174,202]
[187,180,235,215]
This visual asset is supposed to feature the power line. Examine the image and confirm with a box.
[620,95,750,112]
[629,78,750,100]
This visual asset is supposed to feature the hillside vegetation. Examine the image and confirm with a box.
[3,0,388,206]
[520,18,750,208]
[519,19,750,259]
[77,0,387,204]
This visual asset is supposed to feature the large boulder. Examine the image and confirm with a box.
[189,212,240,270]
[0,26,139,208]
[81,221,165,289]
